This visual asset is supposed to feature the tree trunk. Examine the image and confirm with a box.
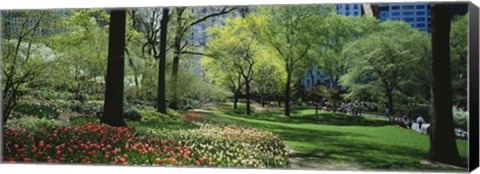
[284,71,292,116]
[245,80,251,115]
[427,4,462,166]
[157,8,169,114]
[386,89,394,115]
[101,10,127,127]
[169,8,183,110]
[233,92,238,109]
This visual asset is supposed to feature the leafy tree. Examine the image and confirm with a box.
[101,10,127,127]
[2,11,58,125]
[255,5,334,116]
[168,7,235,110]
[130,8,171,113]
[341,21,431,115]
[427,4,462,166]
[47,10,109,101]
[204,16,260,115]
[315,14,379,90]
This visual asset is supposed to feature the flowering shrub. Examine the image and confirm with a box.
[146,123,289,168]
[3,122,215,167]
[4,117,68,132]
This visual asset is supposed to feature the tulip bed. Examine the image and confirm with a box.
[146,123,289,168]
[3,122,216,167]
[3,117,289,168]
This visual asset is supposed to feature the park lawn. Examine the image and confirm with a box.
[203,107,468,171]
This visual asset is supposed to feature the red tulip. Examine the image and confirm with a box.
[39,141,45,148]
[156,158,164,165]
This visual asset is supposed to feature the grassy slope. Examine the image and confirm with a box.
[206,106,468,171]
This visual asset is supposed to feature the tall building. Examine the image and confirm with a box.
[335,4,363,16]
[378,3,432,34]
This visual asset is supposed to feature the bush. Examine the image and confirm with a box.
[453,106,468,130]
[13,102,62,119]
[68,101,103,116]
[4,117,68,132]
[124,107,142,121]
[29,89,75,100]
[138,109,178,122]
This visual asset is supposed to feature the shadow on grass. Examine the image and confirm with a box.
[201,112,466,171]
[223,109,390,127]
[251,123,464,170]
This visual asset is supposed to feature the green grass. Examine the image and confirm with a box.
[201,108,468,171]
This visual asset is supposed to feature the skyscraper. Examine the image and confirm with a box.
[378,3,432,34]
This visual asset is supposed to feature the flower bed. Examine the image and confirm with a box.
[146,123,289,168]
[3,122,214,167]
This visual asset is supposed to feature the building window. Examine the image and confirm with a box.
[417,23,425,27]
[391,6,400,10]
[336,5,341,9]
[346,12,350,16]
[416,17,425,21]
[346,4,350,10]
[416,5,425,9]
[354,4,359,9]
[391,12,400,16]
[417,11,426,15]
[404,18,414,22]
[354,12,359,16]
[403,11,413,16]
[403,5,414,10]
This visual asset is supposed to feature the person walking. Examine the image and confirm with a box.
[416,115,425,131]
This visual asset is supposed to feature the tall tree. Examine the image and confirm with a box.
[204,16,259,115]
[132,8,169,113]
[427,4,462,166]
[156,8,170,113]
[256,5,333,116]
[169,7,235,110]
[341,21,431,115]
[101,10,127,127]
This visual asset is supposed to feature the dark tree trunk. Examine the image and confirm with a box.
[101,10,127,127]
[245,80,251,115]
[427,4,463,166]
[169,8,184,110]
[233,92,238,109]
[157,8,169,114]
[284,72,292,116]
[386,89,394,115]
[261,96,265,107]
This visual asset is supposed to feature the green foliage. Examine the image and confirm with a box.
[28,88,75,100]
[341,21,431,112]
[68,101,103,116]
[450,14,468,108]
[5,116,67,132]
[12,102,62,119]
[138,108,182,122]
[452,106,468,130]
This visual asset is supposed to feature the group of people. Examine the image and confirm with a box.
[390,115,425,131]
[323,100,367,116]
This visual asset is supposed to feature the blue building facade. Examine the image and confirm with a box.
[378,3,432,34]
[335,4,362,16]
